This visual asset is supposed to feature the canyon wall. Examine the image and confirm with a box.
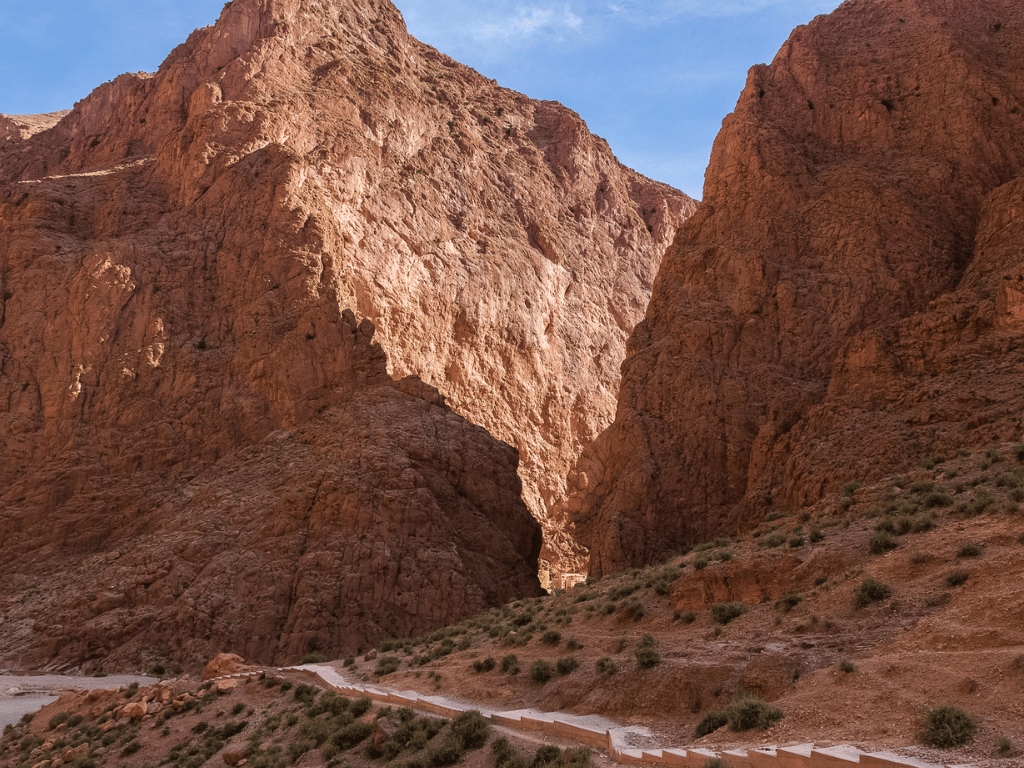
[569,0,1024,575]
[0,0,695,667]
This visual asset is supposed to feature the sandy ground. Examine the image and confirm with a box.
[0,674,157,728]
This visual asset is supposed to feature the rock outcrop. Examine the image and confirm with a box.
[0,304,542,671]
[570,0,1024,575]
[0,0,694,588]
[0,0,730,668]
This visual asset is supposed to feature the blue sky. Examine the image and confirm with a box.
[0,0,841,198]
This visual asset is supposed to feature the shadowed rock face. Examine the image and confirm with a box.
[0,298,543,671]
[0,0,694,582]
[2,0,754,670]
[569,0,1024,576]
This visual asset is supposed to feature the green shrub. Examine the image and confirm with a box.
[693,555,710,570]
[998,737,1017,757]
[376,656,401,676]
[945,570,970,587]
[694,710,727,738]
[332,721,373,749]
[595,657,618,676]
[776,593,802,613]
[726,693,784,731]
[472,657,496,673]
[556,656,579,675]
[676,610,697,624]
[634,635,660,669]
[351,697,373,717]
[48,711,70,730]
[429,734,465,766]
[711,602,747,625]
[125,682,139,697]
[760,533,786,549]
[839,661,855,673]
[566,638,582,651]
[854,578,892,608]
[842,481,861,496]
[500,654,520,675]
[532,745,562,768]
[808,526,824,543]
[540,630,561,646]
[958,542,982,558]
[922,491,952,508]
[700,761,731,768]
[788,534,805,548]
[870,530,899,554]
[564,747,590,767]
[293,684,318,705]
[121,739,142,756]
[921,706,976,748]
[530,660,553,684]
[451,710,490,749]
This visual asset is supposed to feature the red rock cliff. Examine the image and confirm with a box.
[569,0,1024,575]
[2,0,718,668]
[0,0,694,580]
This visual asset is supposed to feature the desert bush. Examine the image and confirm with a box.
[676,610,697,624]
[945,570,970,587]
[472,657,496,673]
[500,654,520,675]
[48,711,70,730]
[808,526,824,543]
[998,737,1017,757]
[776,593,802,613]
[332,721,373,749]
[839,660,855,673]
[760,533,786,549]
[530,660,553,684]
[451,710,490,749]
[532,745,563,768]
[693,555,710,570]
[694,710,728,738]
[595,657,618,676]
[556,656,580,675]
[921,706,976,748]
[711,602,747,625]
[842,481,861,496]
[375,656,401,676]
[540,630,561,646]
[958,542,982,558]
[634,635,660,669]
[870,530,899,554]
[726,693,784,731]
[788,534,805,548]
[854,578,892,608]
[429,734,465,766]
[351,697,372,717]
[301,651,328,664]
[566,638,583,651]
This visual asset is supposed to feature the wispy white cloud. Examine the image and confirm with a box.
[398,0,838,57]
[469,6,583,42]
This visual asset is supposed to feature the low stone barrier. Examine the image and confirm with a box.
[259,666,967,768]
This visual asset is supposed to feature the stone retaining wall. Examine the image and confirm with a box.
[245,666,967,768]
